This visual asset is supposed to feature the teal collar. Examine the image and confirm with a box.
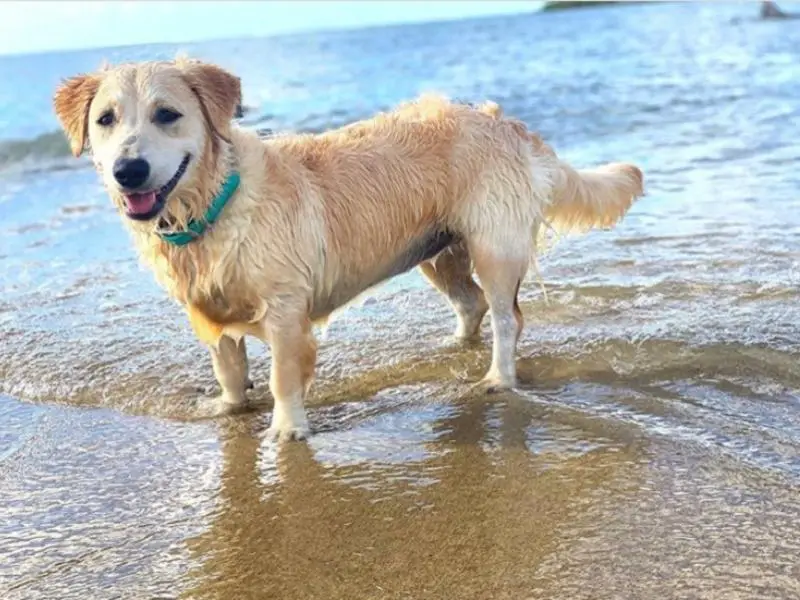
[157,171,241,246]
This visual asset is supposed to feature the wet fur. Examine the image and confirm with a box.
[53,58,645,441]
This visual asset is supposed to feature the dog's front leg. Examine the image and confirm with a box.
[208,335,251,413]
[265,316,317,441]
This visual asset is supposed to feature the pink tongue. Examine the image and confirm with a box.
[124,191,157,214]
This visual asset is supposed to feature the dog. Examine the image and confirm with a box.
[52,57,644,441]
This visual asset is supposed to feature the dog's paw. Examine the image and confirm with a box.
[266,423,310,442]
[266,404,310,442]
[470,374,518,395]
[196,394,250,418]
[453,325,482,342]
[446,333,484,349]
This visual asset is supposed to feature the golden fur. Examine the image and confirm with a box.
[53,57,644,440]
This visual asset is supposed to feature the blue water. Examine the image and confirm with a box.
[1,2,795,161]
[2,3,800,599]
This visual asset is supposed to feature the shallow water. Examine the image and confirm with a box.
[2,2,800,599]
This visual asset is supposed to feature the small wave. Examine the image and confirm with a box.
[0,133,96,178]
[0,131,72,165]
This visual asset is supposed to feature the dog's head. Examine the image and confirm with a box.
[53,57,241,223]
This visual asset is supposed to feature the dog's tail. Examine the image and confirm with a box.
[545,156,644,235]
[534,145,643,303]
[477,103,644,234]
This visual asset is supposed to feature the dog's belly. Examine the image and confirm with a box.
[185,230,457,342]
[310,228,456,322]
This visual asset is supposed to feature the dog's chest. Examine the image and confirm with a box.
[192,286,258,324]
[185,287,263,346]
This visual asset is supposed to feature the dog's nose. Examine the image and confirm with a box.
[113,157,150,189]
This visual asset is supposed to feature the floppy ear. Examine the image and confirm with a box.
[53,74,101,157]
[179,60,241,139]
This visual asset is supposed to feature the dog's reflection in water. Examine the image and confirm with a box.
[182,393,640,600]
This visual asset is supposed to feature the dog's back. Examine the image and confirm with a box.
[264,96,552,318]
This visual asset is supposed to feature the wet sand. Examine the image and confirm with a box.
[3,379,799,599]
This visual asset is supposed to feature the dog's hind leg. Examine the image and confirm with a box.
[418,241,489,341]
[469,238,528,390]
[210,335,251,412]
[265,315,317,441]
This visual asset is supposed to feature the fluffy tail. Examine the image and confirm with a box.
[473,100,644,303]
[475,102,644,234]
[473,100,643,233]
[545,159,644,234]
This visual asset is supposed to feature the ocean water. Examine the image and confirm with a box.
[2,2,800,599]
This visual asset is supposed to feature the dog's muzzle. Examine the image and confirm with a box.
[123,154,191,221]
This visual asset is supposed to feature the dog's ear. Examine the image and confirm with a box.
[53,74,101,157]
[179,60,241,139]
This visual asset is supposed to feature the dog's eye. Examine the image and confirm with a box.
[154,108,182,125]
[96,111,115,127]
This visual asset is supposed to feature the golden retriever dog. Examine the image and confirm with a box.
[52,57,644,441]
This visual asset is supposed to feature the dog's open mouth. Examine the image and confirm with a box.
[123,154,191,221]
